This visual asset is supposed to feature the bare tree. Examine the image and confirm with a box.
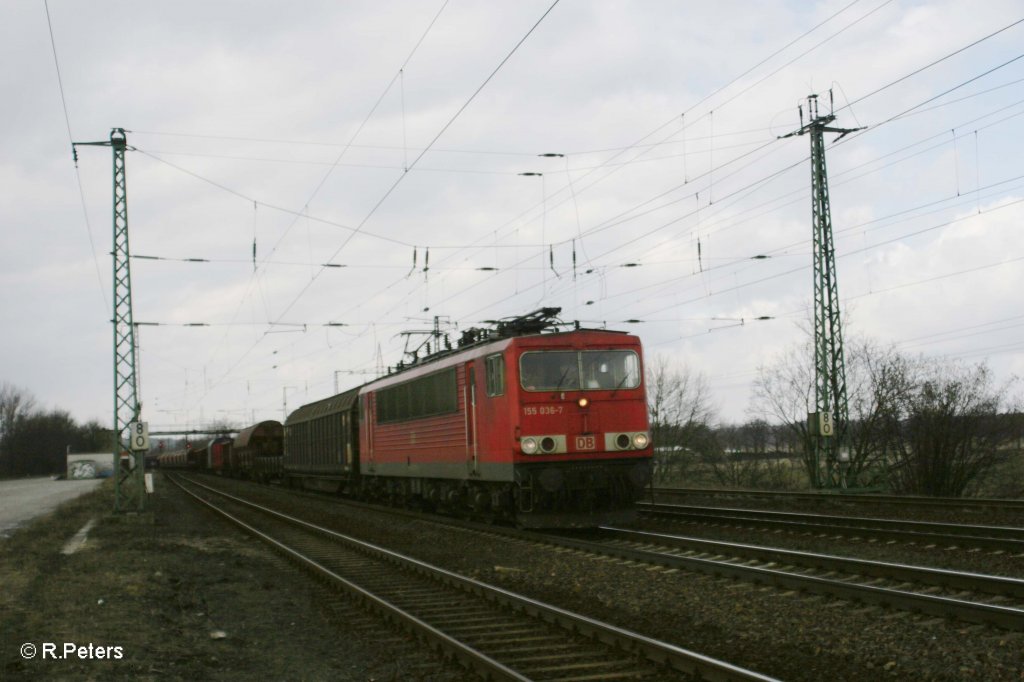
[1,384,115,477]
[646,356,719,483]
[749,342,817,485]
[0,383,37,476]
[884,359,1018,497]
[206,419,240,436]
[751,336,1019,495]
[840,339,909,487]
[0,383,35,441]
[751,337,924,488]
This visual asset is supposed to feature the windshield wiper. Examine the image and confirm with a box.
[610,372,633,397]
[554,367,572,391]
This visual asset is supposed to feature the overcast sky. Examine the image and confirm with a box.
[2,0,1022,432]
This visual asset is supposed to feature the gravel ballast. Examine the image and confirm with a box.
[200,475,1024,681]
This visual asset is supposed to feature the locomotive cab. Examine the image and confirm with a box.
[509,331,652,527]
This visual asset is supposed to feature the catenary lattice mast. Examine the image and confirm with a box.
[781,95,861,488]
[75,128,144,510]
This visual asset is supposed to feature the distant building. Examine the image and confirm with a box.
[66,453,114,479]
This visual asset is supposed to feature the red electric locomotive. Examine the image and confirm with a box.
[358,308,651,527]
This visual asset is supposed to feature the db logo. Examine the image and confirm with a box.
[574,435,596,451]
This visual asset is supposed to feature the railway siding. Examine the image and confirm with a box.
[598,527,1024,598]
[650,487,1024,524]
[639,502,1024,551]
[577,529,1024,630]
[178,474,1024,680]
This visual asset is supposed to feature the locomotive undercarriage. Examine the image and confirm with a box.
[512,459,652,528]
[353,474,516,523]
[351,458,651,528]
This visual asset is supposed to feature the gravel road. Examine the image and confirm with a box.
[0,477,105,539]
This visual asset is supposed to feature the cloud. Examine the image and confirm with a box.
[2,0,1022,426]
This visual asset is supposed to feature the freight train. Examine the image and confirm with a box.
[160,309,652,527]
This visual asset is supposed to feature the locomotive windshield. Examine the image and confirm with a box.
[520,350,640,391]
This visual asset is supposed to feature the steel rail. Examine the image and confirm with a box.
[307,494,1024,630]
[523,529,1024,631]
[651,487,1024,511]
[172,474,1024,632]
[638,502,1024,551]
[170,475,530,682]
[171,474,778,682]
[596,527,1024,598]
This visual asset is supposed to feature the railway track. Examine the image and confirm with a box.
[570,527,1024,631]
[650,486,1024,513]
[177,473,1024,632]
[169,474,776,682]
[638,501,1024,552]
[512,524,1024,631]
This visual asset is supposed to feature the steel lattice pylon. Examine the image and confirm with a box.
[75,128,145,511]
[110,129,144,511]
[781,95,861,488]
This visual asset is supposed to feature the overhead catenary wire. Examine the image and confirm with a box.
[132,148,415,248]
[449,140,1024,339]
[620,102,1024,276]
[133,135,775,175]
[151,0,897,393]
[191,0,563,406]
[469,0,880,243]
[834,51,1024,149]
[179,0,457,389]
[45,0,108,314]
[358,0,891,316]
[260,0,452,265]
[892,314,1024,349]
[129,6,1024,421]
[344,68,1024,348]
[378,21,1024,326]
[268,0,563,326]
[597,187,1024,324]
[125,0,864,167]
[576,68,1024,308]
[638,198,1024,324]
[836,16,1024,114]
[290,81,1024,387]
[128,122,791,161]
[131,3,452,411]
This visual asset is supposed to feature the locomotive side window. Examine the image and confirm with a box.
[485,353,505,396]
[520,351,580,391]
[581,350,640,390]
[376,367,458,423]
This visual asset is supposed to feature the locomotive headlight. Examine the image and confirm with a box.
[578,397,589,408]
[632,432,650,449]
[521,437,538,454]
